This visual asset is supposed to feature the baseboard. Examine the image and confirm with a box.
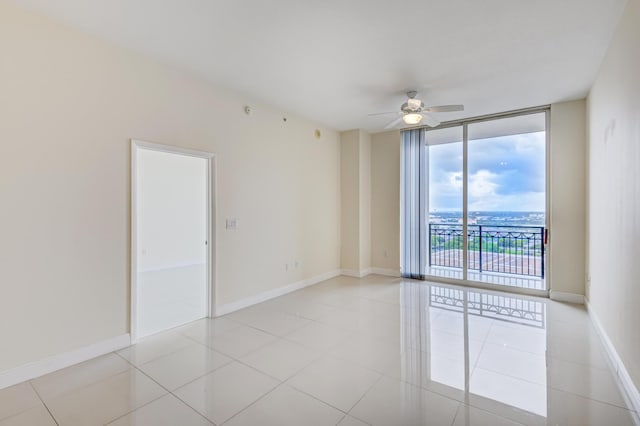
[0,334,131,390]
[341,268,372,278]
[215,269,342,316]
[586,300,640,413]
[370,268,401,277]
[549,291,585,304]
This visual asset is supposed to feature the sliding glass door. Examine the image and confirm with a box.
[424,109,548,293]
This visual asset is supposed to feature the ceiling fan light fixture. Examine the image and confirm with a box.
[403,113,423,125]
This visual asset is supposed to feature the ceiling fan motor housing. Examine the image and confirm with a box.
[402,98,425,113]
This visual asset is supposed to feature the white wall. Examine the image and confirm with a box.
[549,100,587,296]
[587,0,640,392]
[0,2,340,373]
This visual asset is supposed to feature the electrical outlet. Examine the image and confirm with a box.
[295,260,299,268]
[384,250,388,258]
[285,263,289,272]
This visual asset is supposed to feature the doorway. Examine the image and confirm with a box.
[131,140,215,341]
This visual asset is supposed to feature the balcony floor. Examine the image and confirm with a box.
[425,265,546,291]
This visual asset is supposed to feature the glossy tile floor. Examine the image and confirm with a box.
[1,275,638,425]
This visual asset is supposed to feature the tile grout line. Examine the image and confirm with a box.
[28,381,60,426]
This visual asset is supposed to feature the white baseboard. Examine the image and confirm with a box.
[549,291,585,304]
[215,269,342,316]
[0,334,131,390]
[341,268,372,278]
[586,300,640,413]
[370,268,401,277]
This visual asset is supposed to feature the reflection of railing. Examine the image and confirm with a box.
[430,286,545,328]
[429,224,545,278]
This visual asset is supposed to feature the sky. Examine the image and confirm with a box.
[428,131,546,212]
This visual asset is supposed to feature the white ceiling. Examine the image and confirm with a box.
[13,0,627,132]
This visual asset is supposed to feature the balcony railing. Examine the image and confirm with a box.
[429,224,545,278]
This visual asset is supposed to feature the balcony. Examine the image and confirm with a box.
[428,224,545,290]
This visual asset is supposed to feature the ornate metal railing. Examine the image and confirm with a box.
[430,285,545,328]
[429,224,545,278]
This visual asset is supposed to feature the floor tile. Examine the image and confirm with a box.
[138,343,232,390]
[45,369,166,426]
[198,323,278,358]
[227,307,312,336]
[546,388,638,426]
[476,342,547,385]
[547,356,628,408]
[1,277,637,426]
[469,367,547,418]
[484,322,547,355]
[337,415,371,426]
[117,332,194,366]
[31,353,130,401]
[106,394,212,426]
[0,383,41,421]
[224,385,344,426]
[284,321,353,352]
[287,356,381,412]
[173,361,279,425]
[175,317,243,342]
[0,405,56,426]
[451,405,524,426]
[240,338,320,381]
[328,334,402,373]
[384,348,467,401]
[350,376,460,426]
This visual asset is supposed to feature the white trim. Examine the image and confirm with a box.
[549,291,585,304]
[215,270,342,316]
[586,300,640,413]
[131,139,216,343]
[370,268,401,277]
[0,334,130,390]
[341,268,372,278]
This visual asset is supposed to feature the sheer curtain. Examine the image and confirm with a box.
[400,128,427,280]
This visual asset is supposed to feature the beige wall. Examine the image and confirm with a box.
[371,131,401,273]
[0,2,341,373]
[586,0,640,391]
[359,131,372,271]
[340,129,371,273]
[549,100,587,296]
[340,130,360,271]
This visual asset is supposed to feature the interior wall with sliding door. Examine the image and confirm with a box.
[133,141,212,340]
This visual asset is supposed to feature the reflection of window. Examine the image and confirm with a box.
[400,282,548,418]
[430,285,545,328]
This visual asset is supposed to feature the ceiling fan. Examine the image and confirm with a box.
[369,91,464,129]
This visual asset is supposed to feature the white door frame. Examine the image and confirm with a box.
[130,139,217,343]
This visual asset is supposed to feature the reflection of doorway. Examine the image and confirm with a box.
[131,140,215,341]
[425,110,548,294]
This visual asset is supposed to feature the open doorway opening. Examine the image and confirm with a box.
[131,140,215,341]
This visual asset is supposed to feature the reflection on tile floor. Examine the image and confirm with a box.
[1,275,638,425]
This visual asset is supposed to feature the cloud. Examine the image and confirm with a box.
[428,131,545,211]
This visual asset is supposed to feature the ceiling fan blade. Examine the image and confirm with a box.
[424,104,464,113]
[384,116,404,129]
[421,113,441,127]
[368,111,400,116]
